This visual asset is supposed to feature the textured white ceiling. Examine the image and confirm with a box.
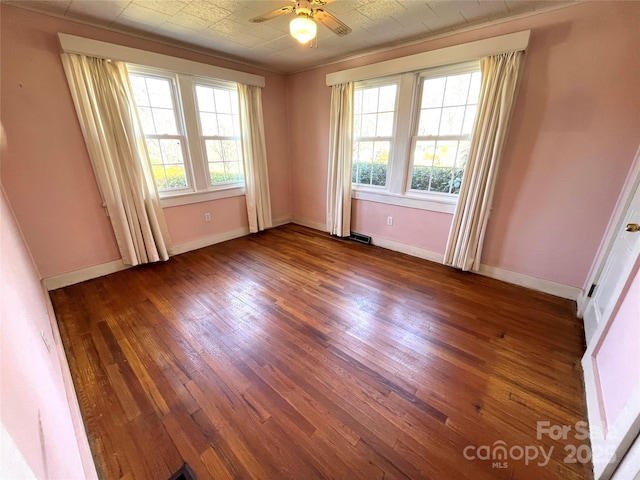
[4,0,574,73]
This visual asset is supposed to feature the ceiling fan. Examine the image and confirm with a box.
[249,0,352,45]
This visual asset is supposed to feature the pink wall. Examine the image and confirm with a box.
[0,187,89,478]
[287,1,640,289]
[595,259,640,428]
[164,196,248,245]
[0,5,291,279]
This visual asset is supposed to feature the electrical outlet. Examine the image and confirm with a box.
[387,216,393,226]
[204,212,211,222]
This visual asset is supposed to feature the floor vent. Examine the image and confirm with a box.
[349,232,372,245]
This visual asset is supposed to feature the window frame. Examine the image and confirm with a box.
[352,76,401,189]
[351,61,481,214]
[407,62,481,198]
[191,78,244,188]
[127,68,194,196]
[127,65,246,207]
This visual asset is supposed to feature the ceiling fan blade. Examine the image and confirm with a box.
[313,8,352,36]
[249,6,294,23]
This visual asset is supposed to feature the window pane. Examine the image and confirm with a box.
[152,108,178,135]
[468,72,482,104]
[438,106,465,135]
[214,89,232,114]
[362,88,379,113]
[456,141,470,168]
[451,168,465,194]
[429,168,454,193]
[443,73,471,106]
[205,140,223,162]
[413,141,436,167]
[146,139,162,164]
[130,76,149,107]
[159,139,184,164]
[378,85,397,111]
[354,90,363,114]
[225,161,244,182]
[434,141,458,167]
[371,162,387,186]
[361,113,377,137]
[232,114,241,136]
[196,86,216,112]
[221,140,240,162]
[462,105,477,135]
[418,108,441,136]
[165,164,187,188]
[230,91,239,114]
[146,77,173,108]
[422,77,446,108]
[376,112,394,137]
[353,115,362,138]
[411,166,431,191]
[358,163,372,185]
[217,114,234,136]
[358,141,374,163]
[152,165,167,190]
[200,112,218,136]
[138,107,156,134]
[209,162,225,183]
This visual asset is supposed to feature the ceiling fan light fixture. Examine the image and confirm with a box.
[289,14,317,44]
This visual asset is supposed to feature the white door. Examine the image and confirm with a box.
[584,184,640,338]
[582,176,640,479]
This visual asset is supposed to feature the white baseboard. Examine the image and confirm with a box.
[42,283,98,479]
[44,226,253,290]
[306,224,581,301]
[370,236,444,264]
[44,217,581,301]
[171,226,250,255]
[292,216,328,232]
[43,259,128,291]
[272,216,292,227]
[477,264,581,301]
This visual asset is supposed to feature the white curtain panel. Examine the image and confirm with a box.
[61,53,171,266]
[444,51,525,271]
[326,82,354,237]
[238,84,273,233]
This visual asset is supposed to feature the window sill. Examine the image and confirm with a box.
[160,185,245,208]
[352,188,457,214]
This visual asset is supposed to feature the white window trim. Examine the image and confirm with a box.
[326,30,529,86]
[58,33,265,87]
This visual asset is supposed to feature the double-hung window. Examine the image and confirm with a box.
[128,67,245,204]
[410,66,481,195]
[194,83,244,185]
[352,81,398,187]
[129,72,191,192]
[352,62,481,212]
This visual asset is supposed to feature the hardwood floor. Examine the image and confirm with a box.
[51,224,592,480]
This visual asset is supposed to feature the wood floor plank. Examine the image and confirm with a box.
[51,224,592,479]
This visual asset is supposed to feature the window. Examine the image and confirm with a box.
[352,82,398,187]
[194,83,244,185]
[351,62,481,212]
[128,67,245,202]
[410,70,481,195]
[129,73,190,192]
